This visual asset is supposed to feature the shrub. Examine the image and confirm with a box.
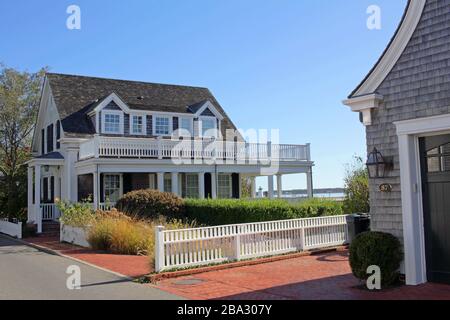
[184,198,343,226]
[349,231,403,287]
[116,189,184,219]
[57,201,96,228]
[343,156,369,214]
[86,210,196,257]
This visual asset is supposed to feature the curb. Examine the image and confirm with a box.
[6,236,133,281]
[147,245,349,284]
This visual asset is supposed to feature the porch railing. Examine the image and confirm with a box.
[79,136,311,162]
[98,202,116,211]
[154,215,349,272]
[40,204,60,221]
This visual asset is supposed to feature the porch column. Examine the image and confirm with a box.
[34,164,42,233]
[250,176,256,199]
[198,173,205,199]
[157,172,165,192]
[306,168,314,198]
[27,166,34,223]
[276,174,283,198]
[93,170,99,210]
[171,172,179,195]
[267,175,274,199]
[211,173,217,199]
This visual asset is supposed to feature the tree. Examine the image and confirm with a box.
[343,156,370,214]
[0,64,47,219]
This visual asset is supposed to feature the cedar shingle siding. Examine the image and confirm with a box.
[366,0,450,240]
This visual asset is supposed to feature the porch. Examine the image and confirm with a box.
[26,138,314,234]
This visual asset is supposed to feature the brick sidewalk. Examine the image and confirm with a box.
[25,236,152,278]
[153,251,450,300]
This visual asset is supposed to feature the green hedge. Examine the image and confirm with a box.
[184,198,343,226]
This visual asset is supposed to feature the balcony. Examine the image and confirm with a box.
[79,136,311,163]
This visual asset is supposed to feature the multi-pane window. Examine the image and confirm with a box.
[155,116,170,135]
[426,143,450,173]
[104,113,121,133]
[104,174,121,203]
[164,174,172,193]
[131,115,145,135]
[185,174,199,198]
[180,118,192,136]
[201,118,216,137]
[217,174,232,199]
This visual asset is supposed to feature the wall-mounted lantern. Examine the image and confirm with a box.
[366,148,392,179]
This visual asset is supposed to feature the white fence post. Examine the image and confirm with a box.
[234,225,241,261]
[154,215,349,271]
[155,226,165,272]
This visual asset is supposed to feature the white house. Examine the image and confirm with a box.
[27,73,314,234]
[344,0,450,285]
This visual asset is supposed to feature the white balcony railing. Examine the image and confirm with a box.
[79,136,311,162]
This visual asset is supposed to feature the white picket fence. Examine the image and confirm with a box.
[155,215,349,272]
[0,219,22,239]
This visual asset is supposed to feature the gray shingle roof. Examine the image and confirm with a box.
[47,73,236,136]
[36,152,64,160]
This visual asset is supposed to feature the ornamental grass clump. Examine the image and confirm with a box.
[86,209,196,258]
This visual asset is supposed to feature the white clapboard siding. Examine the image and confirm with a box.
[155,215,349,272]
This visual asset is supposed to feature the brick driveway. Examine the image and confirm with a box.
[153,251,450,300]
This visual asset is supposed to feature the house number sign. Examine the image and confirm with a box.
[379,183,392,193]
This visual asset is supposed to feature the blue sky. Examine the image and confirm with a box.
[0,0,407,191]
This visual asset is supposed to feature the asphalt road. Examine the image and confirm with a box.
[0,235,183,300]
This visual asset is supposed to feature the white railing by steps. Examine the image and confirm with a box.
[98,202,116,211]
[79,136,311,162]
[40,204,60,221]
[155,215,349,272]
[0,219,22,239]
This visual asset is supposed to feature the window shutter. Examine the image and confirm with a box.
[47,124,54,153]
[41,129,45,155]
[173,117,179,132]
[56,121,61,149]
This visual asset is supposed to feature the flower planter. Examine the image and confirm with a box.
[60,223,90,248]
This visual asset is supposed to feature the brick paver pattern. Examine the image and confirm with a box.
[153,251,450,300]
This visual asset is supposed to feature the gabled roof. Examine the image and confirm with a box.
[348,0,426,98]
[46,73,237,136]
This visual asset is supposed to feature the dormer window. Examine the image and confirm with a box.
[154,116,171,136]
[102,111,123,134]
[201,117,218,138]
[131,115,146,135]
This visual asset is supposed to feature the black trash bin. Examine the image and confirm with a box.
[346,214,371,243]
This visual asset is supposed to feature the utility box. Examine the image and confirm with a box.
[346,214,371,243]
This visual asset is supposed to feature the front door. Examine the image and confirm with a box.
[419,134,450,284]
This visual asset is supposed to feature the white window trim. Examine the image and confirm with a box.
[102,110,124,135]
[153,115,173,136]
[130,114,147,135]
[185,173,199,198]
[178,117,193,136]
[102,173,123,203]
[394,113,450,286]
[200,116,218,138]
[217,173,232,199]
